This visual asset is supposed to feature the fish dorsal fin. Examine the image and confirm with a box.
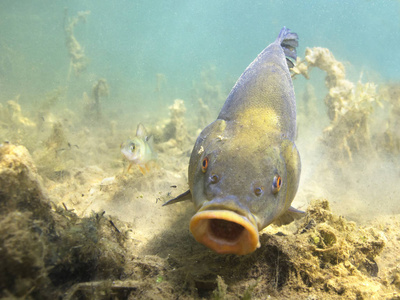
[162,190,191,206]
[276,27,298,69]
[136,123,149,139]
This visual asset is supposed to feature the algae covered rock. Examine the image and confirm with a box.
[0,143,126,299]
[0,143,50,221]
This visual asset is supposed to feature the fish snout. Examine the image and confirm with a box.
[189,207,260,255]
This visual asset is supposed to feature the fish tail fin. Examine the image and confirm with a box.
[277,27,298,68]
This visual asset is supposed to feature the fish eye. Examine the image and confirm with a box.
[272,175,282,194]
[254,186,264,196]
[210,174,219,184]
[202,157,209,173]
[130,144,135,152]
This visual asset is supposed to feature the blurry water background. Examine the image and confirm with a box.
[1,1,398,110]
[1,0,400,220]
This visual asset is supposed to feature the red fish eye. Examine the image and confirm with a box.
[202,157,208,173]
[272,175,282,194]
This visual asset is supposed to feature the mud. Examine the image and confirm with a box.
[1,142,400,299]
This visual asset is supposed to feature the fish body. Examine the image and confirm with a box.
[121,123,157,174]
[165,27,302,255]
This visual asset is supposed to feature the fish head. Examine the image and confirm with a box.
[120,137,145,164]
[188,120,300,255]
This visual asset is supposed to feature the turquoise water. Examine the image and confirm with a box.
[0,1,399,109]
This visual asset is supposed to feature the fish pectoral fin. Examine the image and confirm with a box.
[288,206,305,214]
[162,190,191,207]
[274,206,305,226]
[138,165,146,174]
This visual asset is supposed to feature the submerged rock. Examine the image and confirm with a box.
[0,143,126,299]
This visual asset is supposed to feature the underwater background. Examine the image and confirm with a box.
[1,1,399,106]
[1,1,400,299]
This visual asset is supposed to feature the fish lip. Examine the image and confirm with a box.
[189,207,260,255]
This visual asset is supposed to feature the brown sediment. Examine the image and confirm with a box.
[1,142,399,299]
[1,96,400,299]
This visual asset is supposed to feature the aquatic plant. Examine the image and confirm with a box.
[0,96,36,147]
[81,78,109,123]
[382,83,400,154]
[190,65,226,128]
[293,47,381,164]
[36,88,65,131]
[92,78,109,119]
[1,96,36,128]
[154,73,167,103]
[64,9,90,78]
[212,276,227,300]
[197,97,212,129]
[157,99,191,148]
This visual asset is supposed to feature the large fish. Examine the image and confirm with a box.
[164,27,302,255]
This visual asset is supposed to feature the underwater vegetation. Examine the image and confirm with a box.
[292,47,400,175]
[1,142,400,299]
[64,9,91,78]
[0,144,126,299]
[293,47,383,165]
[83,78,110,122]
[382,83,400,154]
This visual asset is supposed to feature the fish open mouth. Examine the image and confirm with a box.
[189,210,260,255]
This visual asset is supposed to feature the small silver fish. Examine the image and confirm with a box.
[121,123,157,174]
